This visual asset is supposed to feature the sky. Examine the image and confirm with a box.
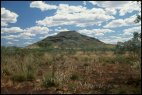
[1,1,141,47]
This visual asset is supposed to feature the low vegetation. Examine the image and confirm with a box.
[1,32,141,94]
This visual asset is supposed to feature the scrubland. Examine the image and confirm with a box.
[1,48,141,94]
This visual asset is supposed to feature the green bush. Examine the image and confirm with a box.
[42,74,57,88]
[11,63,37,82]
[99,56,115,64]
[70,74,79,81]
[2,67,11,76]
[114,55,132,64]
[99,55,133,64]
[12,73,27,82]
[26,64,36,81]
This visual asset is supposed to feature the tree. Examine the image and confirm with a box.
[115,42,125,54]
[115,32,141,57]
[134,1,141,23]
[134,15,141,23]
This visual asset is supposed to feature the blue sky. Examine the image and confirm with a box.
[1,1,141,47]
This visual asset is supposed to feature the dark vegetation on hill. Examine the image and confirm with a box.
[27,31,115,50]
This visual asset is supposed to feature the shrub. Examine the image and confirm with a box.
[12,73,27,82]
[26,65,36,81]
[11,61,37,82]
[83,63,89,66]
[99,56,115,64]
[42,74,57,88]
[2,67,11,76]
[70,74,79,81]
[114,55,132,64]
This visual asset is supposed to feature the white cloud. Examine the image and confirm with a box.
[77,28,134,44]
[36,4,115,27]
[123,26,141,35]
[30,1,57,11]
[7,41,13,44]
[1,27,23,33]
[13,39,19,41]
[104,15,140,28]
[78,29,113,37]
[89,1,130,8]
[24,42,32,45]
[39,35,48,39]
[19,32,36,38]
[101,35,133,44]
[102,37,131,44]
[89,1,140,16]
[95,33,104,36]
[47,32,58,37]
[83,1,87,6]
[104,8,117,15]
[119,1,141,16]
[104,19,125,28]
[1,8,18,26]
[26,26,49,34]
[39,32,58,39]
[54,28,69,32]
[2,35,18,39]
[1,26,50,40]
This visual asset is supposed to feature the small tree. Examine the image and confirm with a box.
[115,32,141,57]
[115,42,125,54]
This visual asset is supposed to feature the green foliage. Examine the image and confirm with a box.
[11,68,36,82]
[83,63,89,66]
[12,73,27,82]
[134,15,141,23]
[10,58,37,82]
[2,67,11,76]
[114,55,132,64]
[100,55,134,64]
[42,74,57,88]
[70,74,79,81]
[115,42,125,54]
[26,64,36,81]
[115,32,141,56]
[100,56,115,64]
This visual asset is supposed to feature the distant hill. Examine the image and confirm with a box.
[27,31,115,49]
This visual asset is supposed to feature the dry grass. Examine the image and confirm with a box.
[1,50,141,94]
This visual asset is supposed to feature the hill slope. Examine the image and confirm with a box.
[27,31,114,49]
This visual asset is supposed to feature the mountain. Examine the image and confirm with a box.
[27,31,114,49]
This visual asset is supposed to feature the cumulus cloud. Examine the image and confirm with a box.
[2,35,18,39]
[89,1,129,8]
[1,8,18,26]
[104,8,117,15]
[13,39,19,41]
[54,28,69,32]
[99,35,133,44]
[119,1,141,16]
[7,41,13,45]
[78,29,113,37]
[24,42,32,45]
[30,1,57,11]
[89,1,140,16]
[102,37,132,44]
[36,4,115,27]
[1,26,49,40]
[1,27,23,33]
[26,26,49,34]
[123,26,141,35]
[104,15,140,28]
